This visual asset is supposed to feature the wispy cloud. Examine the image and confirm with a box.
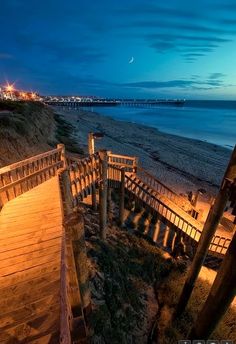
[123,76,232,90]
[116,3,236,62]
[208,72,226,79]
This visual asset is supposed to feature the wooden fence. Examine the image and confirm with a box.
[58,169,87,343]
[0,146,64,208]
[124,173,231,256]
[136,167,193,212]
[68,153,100,205]
[66,156,231,257]
[0,146,232,269]
[108,153,138,172]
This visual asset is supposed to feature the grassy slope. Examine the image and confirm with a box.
[159,268,236,343]
[0,100,83,166]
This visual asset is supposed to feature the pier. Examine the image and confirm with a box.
[44,98,185,108]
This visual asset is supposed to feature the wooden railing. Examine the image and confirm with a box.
[0,146,64,208]
[58,169,87,343]
[69,153,100,205]
[65,153,231,257]
[124,173,231,256]
[108,153,138,172]
[0,145,232,342]
[136,167,193,212]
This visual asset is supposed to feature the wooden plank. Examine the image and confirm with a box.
[0,211,61,226]
[0,250,60,276]
[0,303,60,341]
[0,231,62,253]
[0,220,61,237]
[0,240,62,267]
[0,261,59,288]
[0,165,64,343]
[0,212,61,227]
[2,203,59,218]
[27,331,60,344]
[0,270,60,301]
[0,279,60,314]
[0,222,62,241]
[0,308,60,343]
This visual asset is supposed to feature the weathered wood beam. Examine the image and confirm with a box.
[88,132,95,155]
[188,230,236,340]
[57,143,67,168]
[58,168,89,340]
[175,145,236,317]
[119,168,125,226]
[99,150,108,240]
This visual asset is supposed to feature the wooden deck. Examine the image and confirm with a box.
[0,177,63,343]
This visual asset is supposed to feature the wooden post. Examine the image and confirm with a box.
[153,218,161,242]
[175,146,236,317]
[88,134,97,210]
[91,156,97,211]
[188,230,236,340]
[71,212,92,323]
[91,184,97,211]
[119,168,125,226]
[88,132,94,155]
[59,168,91,328]
[99,150,108,240]
[133,157,138,173]
[57,143,67,168]
[107,150,112,216]
[107,187,112,216]
[163,224,171,247]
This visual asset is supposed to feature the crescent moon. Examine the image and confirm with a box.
[129,57,134,64]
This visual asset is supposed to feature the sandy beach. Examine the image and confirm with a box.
[55,107,232,198]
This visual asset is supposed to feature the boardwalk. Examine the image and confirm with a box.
[0,145,234,343]
[0,177,62,343]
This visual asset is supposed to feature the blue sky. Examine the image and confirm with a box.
[1,0,236,99]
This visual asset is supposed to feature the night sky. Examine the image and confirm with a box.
[1,0,236,99]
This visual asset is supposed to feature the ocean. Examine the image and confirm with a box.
[85,100,236,149]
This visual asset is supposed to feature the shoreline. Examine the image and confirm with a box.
[88,109,235,150]
[54,106,232,197]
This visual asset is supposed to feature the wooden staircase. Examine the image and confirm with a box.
[0,177,62,343]
[0,145,234,343]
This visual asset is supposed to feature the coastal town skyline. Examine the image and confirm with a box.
[1,0,236,99]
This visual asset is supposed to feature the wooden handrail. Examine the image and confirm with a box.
[125,174,199,230]
[0,147,230,256]
[124,174,230,255]
[66,158,230,256]
[108,153,136,161]
[136,166,194,212]
[58,168,88,343]
[0,161,62,193]
[0,146,64,207]
[0,147,62,174]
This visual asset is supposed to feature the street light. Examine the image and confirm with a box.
[5,83,15,100]
[5,84,14,92]
[88,132,104,155]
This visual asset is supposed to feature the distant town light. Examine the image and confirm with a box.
[5,84,14,92]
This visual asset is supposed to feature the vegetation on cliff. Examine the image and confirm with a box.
[82,196,236,343]
[0,100,83,166]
